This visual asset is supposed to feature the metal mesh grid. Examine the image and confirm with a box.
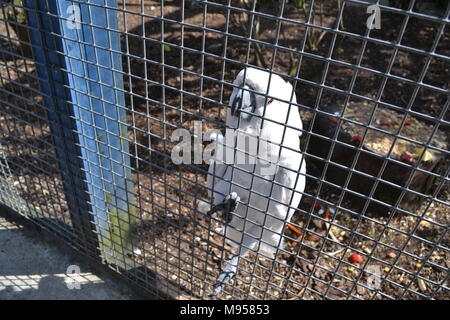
[0,4,74,237]
[0,0,448,299]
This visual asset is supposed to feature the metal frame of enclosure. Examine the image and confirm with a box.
[0,0,448,299]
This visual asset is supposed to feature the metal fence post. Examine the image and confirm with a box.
[23,0,137,268]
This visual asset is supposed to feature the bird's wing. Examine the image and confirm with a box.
[269,165,294,210]
[263,151,305,221]
[286,157,306,220]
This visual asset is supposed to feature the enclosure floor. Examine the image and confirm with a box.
[0,213,140,300]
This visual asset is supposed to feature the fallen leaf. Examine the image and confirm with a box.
[387,252,396,259]
[324,208,331,221]
[418,278,427,292]
[414,147,433,162]
[356,285,366,295]
[420,220,431,228]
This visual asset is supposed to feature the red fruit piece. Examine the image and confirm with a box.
[349,253,364,264]
[352,135,362,142]
[328,117,339,125]
[404,120,412,126]
[379,120,390,126]
[401,152,414,164]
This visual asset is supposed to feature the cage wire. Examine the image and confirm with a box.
[0,0,449,300]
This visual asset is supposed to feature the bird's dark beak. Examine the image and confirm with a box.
[231,94,241,116]
[230,86,256,118]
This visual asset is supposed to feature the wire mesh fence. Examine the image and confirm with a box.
[0,0,448,300]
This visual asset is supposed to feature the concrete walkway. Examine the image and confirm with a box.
[0,213,141,300]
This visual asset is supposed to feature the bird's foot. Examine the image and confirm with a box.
[210,270,236,297]
[209,257,238,297]
[207,192,240,223]
[222,192,240,222]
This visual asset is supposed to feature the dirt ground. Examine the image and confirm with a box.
[0,0,448,300]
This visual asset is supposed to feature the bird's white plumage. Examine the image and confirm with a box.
[207,68,306,259]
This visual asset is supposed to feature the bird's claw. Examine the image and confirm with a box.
[209,270,236,297]
[222,192,240,222]
[225,192,239,210]
[207,192,240,223]
[209,255,239,297]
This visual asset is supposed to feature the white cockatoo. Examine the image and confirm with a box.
[206,67,306,296]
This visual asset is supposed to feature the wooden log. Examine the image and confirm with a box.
[304,104,445,215]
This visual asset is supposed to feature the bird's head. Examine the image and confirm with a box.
[229,67,297,121]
